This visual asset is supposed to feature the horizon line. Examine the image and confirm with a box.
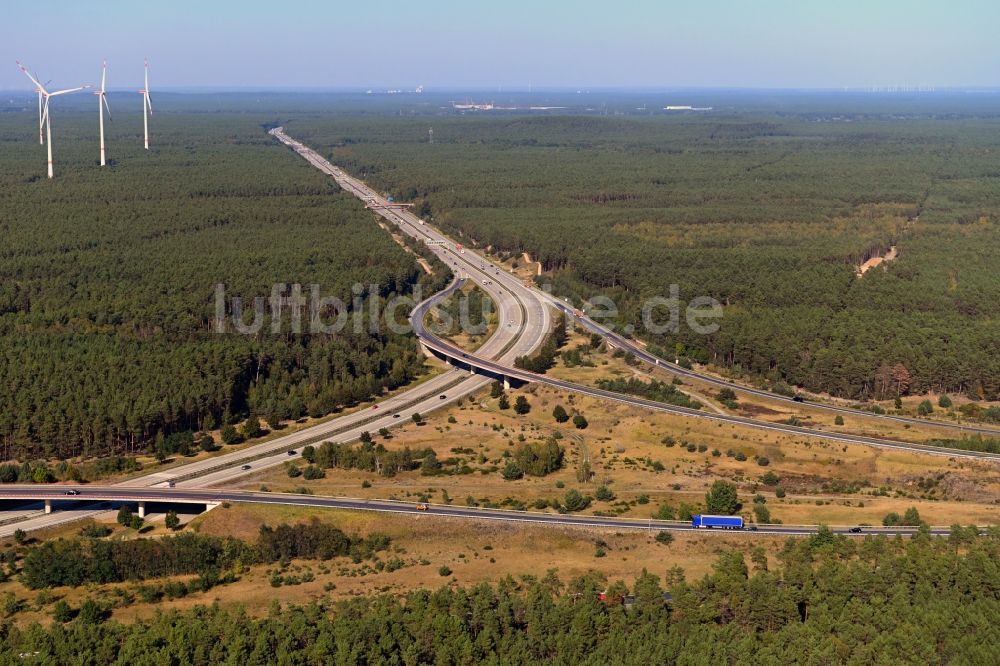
[3,85,1000,95]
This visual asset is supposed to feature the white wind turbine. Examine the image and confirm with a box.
[16,61,91,179]
[95,60,111,166]
[139,58,152,149]
[26,68,51,145]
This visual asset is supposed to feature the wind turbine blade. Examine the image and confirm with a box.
[40,98,49,128]
[143,59,152,113]
[103,94,112,121]
[15,61,47,94]
[100,60,106,93]
[49,85,91,97]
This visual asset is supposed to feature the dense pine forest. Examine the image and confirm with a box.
[0,113,441,461]
[20,521,389,588]
[293,113,1000,401]
[1,529,998,663]
[5,97,1000,459]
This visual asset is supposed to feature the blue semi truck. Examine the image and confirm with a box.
[692,514,744,529]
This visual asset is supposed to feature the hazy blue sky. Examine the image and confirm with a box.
[2,0,998,90]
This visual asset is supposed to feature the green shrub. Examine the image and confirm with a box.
[116,507,134,527]
[220,425,242,445]
[563,489,591,512]
[883,511,901,526]
[77,599,106,624]
[653,504,675,520]
[52,600,74,623]
[303,465,326,480]
[705,481,738,515]
[595,486,615,502]
[501,462,524,480]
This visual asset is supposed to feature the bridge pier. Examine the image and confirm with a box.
[137,501,146,519]
[503,376,511,391]
[44,499,51,514]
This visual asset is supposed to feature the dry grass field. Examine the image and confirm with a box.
[0,503,786,626]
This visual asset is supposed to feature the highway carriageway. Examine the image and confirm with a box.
[412,325,1000,462]
[0,486,956,537]
[545,300,1000,438]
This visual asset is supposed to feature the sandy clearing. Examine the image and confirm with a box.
[857,245,897,276]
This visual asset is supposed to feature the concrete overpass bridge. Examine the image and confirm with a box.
[0,487,222,520]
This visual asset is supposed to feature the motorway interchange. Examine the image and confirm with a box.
[3,127,999,538]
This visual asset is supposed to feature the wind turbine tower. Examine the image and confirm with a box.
[16,61,90,179]
[96,61,111,166]
[139,59,152,149]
